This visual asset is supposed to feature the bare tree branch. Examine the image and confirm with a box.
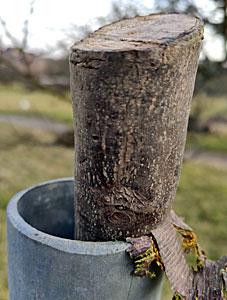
[22,0,36,50]
[0,17,19,47]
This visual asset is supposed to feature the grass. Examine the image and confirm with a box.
[186,131,227,153]
[0,84,73,125]
[190,93,227,121]
[0,124,74,210]
[174,161,227,259]
[186,92,227,153]
[0,85,226,299]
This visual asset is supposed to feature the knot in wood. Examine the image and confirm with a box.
[91,184,156,229]
[94,184,154,213]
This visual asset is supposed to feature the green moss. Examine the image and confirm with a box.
[172,292,185,300]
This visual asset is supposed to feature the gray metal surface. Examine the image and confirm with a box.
[7,178,163,300]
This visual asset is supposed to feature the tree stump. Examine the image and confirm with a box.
[70,14,204,241]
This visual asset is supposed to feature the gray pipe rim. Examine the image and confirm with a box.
[7,177,128,255]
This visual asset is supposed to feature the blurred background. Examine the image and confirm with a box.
[0,0,226,299]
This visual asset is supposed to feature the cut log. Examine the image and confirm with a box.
[70,14,204,241]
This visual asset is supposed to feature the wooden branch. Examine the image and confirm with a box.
[70,14,204,241]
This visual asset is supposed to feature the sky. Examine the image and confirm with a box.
[0,0,225,61]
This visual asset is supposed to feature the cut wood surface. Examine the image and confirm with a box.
[70,14,204,241]
[74,14,202,51]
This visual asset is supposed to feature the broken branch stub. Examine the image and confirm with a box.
[70,14,204,241]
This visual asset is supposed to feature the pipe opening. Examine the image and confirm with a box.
[17,181,75,239]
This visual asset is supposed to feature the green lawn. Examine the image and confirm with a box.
[0,85,226,300]
[186,93,227,153]
[186,132,227,153]
[0,84,73,125]
[190,93,227,121]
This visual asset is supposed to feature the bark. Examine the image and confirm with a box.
[185,256,227,300]
[70,14,204,241]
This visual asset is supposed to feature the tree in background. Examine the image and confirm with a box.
[0,0,69,98]
[0,0,226,91]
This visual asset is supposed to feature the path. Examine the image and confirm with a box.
[0,114,69,134]
[0,114,227,168]
[184,150,227,169]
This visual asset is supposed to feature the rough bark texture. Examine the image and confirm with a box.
[185,256,227,300]
[70,14,204,241]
